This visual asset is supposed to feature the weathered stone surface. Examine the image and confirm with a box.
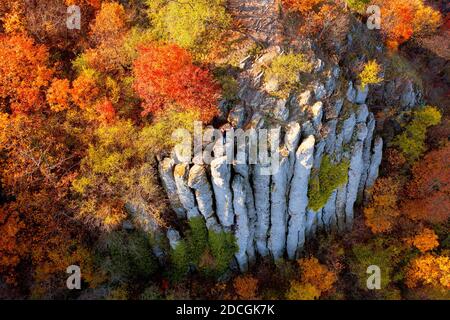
[232,175,250,271]
[335,183,347,233]
[322,190,338,232]
[302,120,316,137]
[345,137,365,230]
[324,119,338,154]
[305,208,319,240]
[366,137,383,189]
[234,162,256,264]
[188,165,215,223]
[298,90,313,107]
[310,101,323,129]
[287,135,315,259]
[400,81,416,108]
[253,163,271,256]
[334,98,344,117]
[342,112,357,144]
[269,153,289,260]
[346,81,356,103]
[313,140,326,169]
[313,82,327,100]
[228,104,247,128]
[211,156,234,229]
[355,85,369,104]
[158,158,186,218]
[358,113,376,200]
[174,164,200,219]
[273,99,290,121]
[356,104,369,123]
[167,228,181,250]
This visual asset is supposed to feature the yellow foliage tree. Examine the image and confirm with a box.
[359,60,383,90]
[406,254,450,290]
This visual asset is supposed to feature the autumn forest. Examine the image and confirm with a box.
[0,0,448,301]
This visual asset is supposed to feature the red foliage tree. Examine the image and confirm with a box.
[133,43,220,122]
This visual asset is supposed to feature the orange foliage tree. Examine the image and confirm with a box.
[364,177,402,234]
[0,34,53,113]
[133,43,220,122]
[405,228,439,253]
[375,0,441,50]
[233,275,259,300]
[282,0,338,36]
[401,144,450,224]
[287,257,336,300]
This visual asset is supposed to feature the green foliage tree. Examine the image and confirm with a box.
[265,53,312,98]
[169,217,237,281]
[393,106,442,162]
[146,0,231,59]
[99,230,158,284]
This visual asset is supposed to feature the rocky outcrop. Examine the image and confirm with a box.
[156,50,385,266]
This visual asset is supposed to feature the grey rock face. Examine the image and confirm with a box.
[298,90,313,107]
[366,137,383,189]
[253,163,271,256]
[322,191,338,232]
[305,208,319,241]
[314,82,327,100]
[287,135,315,259]
[228,104,247,128]
[356,104,369,123]
[211,157,234,229]
[188,165,216,225]
[400,81,416,108]
[233,162,256,263]
[355,85,369,104]
[158,158,186,218]
[345,139,365,230]
[310,101,324,129]
[269,154,289,260]
[358,113,376,200]
[233,176,250,271]
[167,228,181,250]
[342,113,357,144]
[346,81,356,103]
[174,164,200,219]
[273,99,290,121]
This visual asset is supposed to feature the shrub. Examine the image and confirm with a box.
[393,106,442,162]
[345,0,370,12]
[359,60,383,90]
[308,156,350,211]
[101,231,158,283]
[169,217,237,280]
[146,0,231,59]
[186,217,209,264]
[265,53,312,98]
[208,228,238,276]
[170,240,190,281]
